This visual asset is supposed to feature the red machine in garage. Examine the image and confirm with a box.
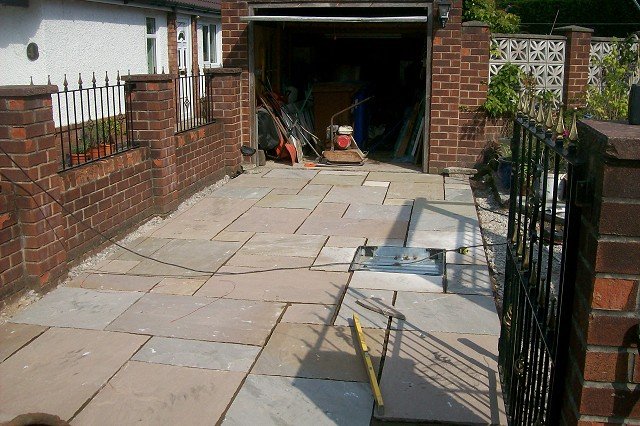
[321,96,373,165]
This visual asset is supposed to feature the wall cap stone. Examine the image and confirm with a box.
[0,85,58,97]
[462,20,489,28]
[579,119,640,161]
[203,67,242,75]
[121,74,176,82]
[555,25,594,34]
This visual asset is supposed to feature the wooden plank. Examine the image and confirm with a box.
[241,15,429,23]
[394,102,420,158]
[353,313,384,414]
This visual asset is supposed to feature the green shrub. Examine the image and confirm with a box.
[484,63,522,118]
[464,0,521,33]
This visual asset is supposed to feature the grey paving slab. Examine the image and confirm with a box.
[298,184,332,197]
[378,331,506,424]
[252,323,384,382]
[384,198,414,206]
[10,287,142,330]
[212,230,254,244]
[227,175,309,190]
[0,323,47,363]
[365,237,405,247]
[446,264,493,295]
[367,171,443,183]
[406,229,483,250]
[413,199,479,216]
[209,185,273,199]
[93,259,139,273]
[269,187,300,195]
[73,361,244,426]
[445,186,476,203]
[392,292,500,335]
[311,246,357,272]
[0,328,147,422]
[310,202,349,218]
[196,267,348,304]
[128,239,242,277]
[445,175,471,186]
[66,273,162,292]
[334,288,395,329]
[318,170,368,176]
[310,173,366,186]
[226,253,314,270]
[240,232,326,258]
[107,293,284,345]
[363,180,390,187]
[323,185,386,204]
[150,277,206,296]
[349,271,443,293]
[110,237,170,261]
[225,207,311,233]
[281,304,336,325]
[151,217,229,240]
[222,375,373,426]
[297,216,408,239]
[178,198,257,223]
[256,193,323,209]
[326,236,366,247]
[344,204,412,221]
[132,336,260,372]
[409,212,480,232]
[263,168,318,179]
[446,245,488,265]
[387,182,444,200]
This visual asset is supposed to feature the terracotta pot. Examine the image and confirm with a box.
[70,152,91,166]
[89,143,114,159]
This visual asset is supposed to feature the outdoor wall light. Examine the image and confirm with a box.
[438,0,452,28]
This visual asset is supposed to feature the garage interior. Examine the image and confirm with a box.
[249,7,431,168]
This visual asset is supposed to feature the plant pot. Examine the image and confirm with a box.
[70,152,91,166]
[497,157,512,189]
[90,143,114,160]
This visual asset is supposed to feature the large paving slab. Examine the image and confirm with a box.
[109,237,170,261]
[209,185,272,199]
[107,293,284,345]
[409,209,479,232]
[445,186,475,203]
[256,193,323,209]
[225,207,311,233]
[281,304,336,325]
[344,204,412,221]
[151,217,229,240]
[149,277,206,296]
[311,246,358,272]
[72,361,245,426]
[0,323,47,363]
[132,336,260,371]
[127,239,242,276]
[251,323,384,382]
[309,202,349,217]
[226,253,314,270]
[349,271,443,293]
[239,232,326,258]
[213,230,254,244]
[179,197,257,222]
[226,175,309,190]
[387,182,444,200]
[392,292,501,335]
[0,328,147,422]
[196,267,348,304]
[222,375,373,426]
[323,185,387,205]
[93,259,140,273]
[66,273,162,292]
[446,245,488,265]
[406,229,483,250]
[378,331,506,424]
[309,173,366,186]
[326,235,366,247]
[298,183,332,197]
[10,287,142,330]
[446,264,493,295]
[263,168,318,179]
[367,171,443,183]
[334,288,395,329]
[297,216,408,239]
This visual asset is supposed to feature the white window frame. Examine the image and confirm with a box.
[198,20,222,68]
[146,17,157,74]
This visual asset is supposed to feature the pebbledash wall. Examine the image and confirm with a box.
[0,69,242,302]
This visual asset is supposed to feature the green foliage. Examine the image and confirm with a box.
[82,117,123,147]
[464,0,521,33]
[484,63,522,118]
[586,37,639,120]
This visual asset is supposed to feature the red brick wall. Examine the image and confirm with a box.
[0,184,24,298]
[559,27,593,109]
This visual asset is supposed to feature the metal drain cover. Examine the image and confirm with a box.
[349,246,444,275]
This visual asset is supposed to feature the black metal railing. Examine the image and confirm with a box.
[54,72,134,171]
[174,71,215,133]
[498,95,584,425]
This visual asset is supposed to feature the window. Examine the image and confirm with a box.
[200,22,221,67]
[146,17,157,74]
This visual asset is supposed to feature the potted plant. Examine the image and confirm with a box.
[496,138,512,188]
[88,119,119,159]
[70,136,92,166]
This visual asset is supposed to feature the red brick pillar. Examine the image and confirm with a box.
[428,0,464,173]
[204,68,243,173]
[191,15,200,75]
[122,74,178,215]
[167,13,178,75]
[562,120,640,425]
[557,26,593,109]
[0,85,67,295]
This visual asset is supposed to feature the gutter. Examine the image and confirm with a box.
[84,0,221,16]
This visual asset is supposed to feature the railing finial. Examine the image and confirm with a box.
[162,66,165,74]
[528,95,536,121]
[535,97,545,126]
[78,73,83,87]
[92,72,97,88]
[545,103,555,130]
[554,106,566,140]
[568,108,579,142]
[105,71,109,85]
[30,76,33,85]
[63,74,68,91]
[47,75,51,85]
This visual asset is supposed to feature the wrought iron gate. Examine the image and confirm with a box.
[498,95,584,425]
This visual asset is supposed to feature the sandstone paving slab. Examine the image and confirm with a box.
[151,217,229,240]
[150,277,206,296]
[269,187,300,195]
[263,168,318,180]
[323,185,386,204]
[209,185,273,199]
[256,193,323,209]
[72,361,245,426]
[377,330,506,424]
[298,184,332,197]
[446,245,488,265]
[409,212,480,233]
[445,175,471,186]
[334,288,395,329]
[344,204,412,221]
[392,292,500,335]
[106,293,284,345]
[414,198,479,215]
[363,180,390,187]
[310,173,366,186]
[281,304,336,325]
[240,232,326,258]
[446,264,493,295]
[365,237,405,247]
[318,170,368,176]
[387,182,444,200]
[128,239,242,277]
[445,187,475,203]
[406,229,483,251]
[0,328,148,422]
[213,230,254,243]
[110,237,170,261]
[132,336,260,372]
[326,236,366,247]
[0,323,47,363]
[311,246,357,272]
[222,375,373,426]
[66,273,162,292]
[227,175,309,190]
[251,323,384,382]
[10,287,142,330]
[93,259,139,273]
[349,271,443,293]
[297,216,408,239]
[225,207,311,233]
[196,267,348,304]
[178,198,257,223]
[384,198,414,206]
[226,253,314,270]
[367,172,443,183]
[309,202,349,217]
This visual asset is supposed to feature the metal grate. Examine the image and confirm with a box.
[350,246,444,276]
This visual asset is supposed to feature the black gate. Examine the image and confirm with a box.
[498,95,584,425]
